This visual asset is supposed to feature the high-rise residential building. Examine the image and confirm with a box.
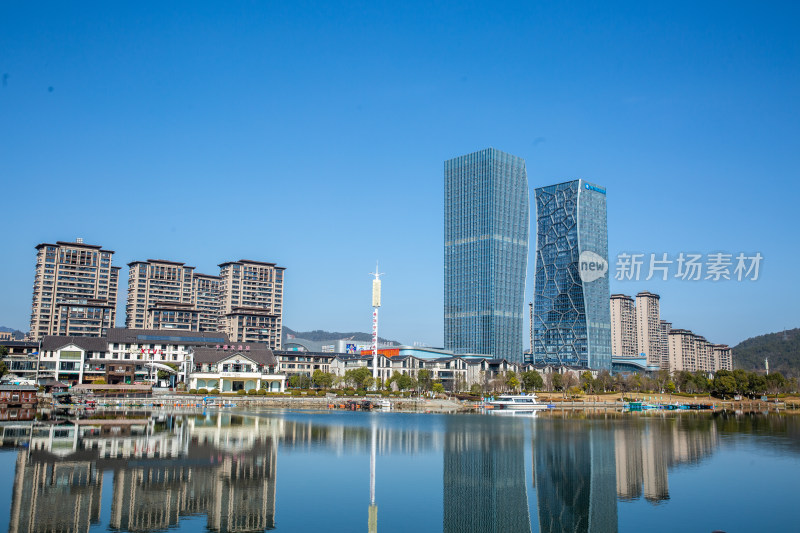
[533,180,612,370]
[126,259,196,330]
[667,329,696,372]
[444,148,529,363]
[659,320,672,369]
[126,259,220,332]
[193,273,221,332]
[666,327,732,374]
[219,259,284,349]
[712,344,733,371]
[610,294,638,358]
[635,291,661,367]
[29,239,120,340]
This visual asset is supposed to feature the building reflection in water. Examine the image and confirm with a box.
[5,413,280,533]
[614,416,718,503]
[0,410,726,533]
[443,417,532,533]
[533,419,618,533]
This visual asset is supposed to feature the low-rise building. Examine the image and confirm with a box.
[273,351,335,379]
[1,341,40,381]
[189,345,285,393]
[0,385,38,407]
[35,328,230,385]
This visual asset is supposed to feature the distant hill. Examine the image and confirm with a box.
[734,328,800,377]
[282,327,400,345]
[0,326,26,341]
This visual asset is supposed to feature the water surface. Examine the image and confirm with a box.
[0,409,796,532]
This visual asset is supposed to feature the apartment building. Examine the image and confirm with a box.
[126,259,195,329]
[219,260,284,349]
[193,273,221,332]
[666,330,732,373]
[635,291,662,367]
[610,294,638,357]
[712,344,733,371]
[667,329,695,372]
[659,320,672,370]
[29,239,120,340]
[126,259,221,332]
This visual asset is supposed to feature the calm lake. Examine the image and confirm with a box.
[0,409,796,532]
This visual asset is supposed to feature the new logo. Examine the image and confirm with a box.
[579,251,608,282]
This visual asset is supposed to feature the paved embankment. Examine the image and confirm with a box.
[55,394,471,413]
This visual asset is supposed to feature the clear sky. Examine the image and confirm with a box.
[1,1,797,347]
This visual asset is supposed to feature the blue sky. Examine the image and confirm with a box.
[1,1,797,347]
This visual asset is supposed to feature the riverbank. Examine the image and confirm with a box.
[39,390,800,414]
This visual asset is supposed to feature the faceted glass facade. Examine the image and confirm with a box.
[533,180,612,369]
[444,148,529,363]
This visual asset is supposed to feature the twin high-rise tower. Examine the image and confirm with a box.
[444,148,530,363]
[444,148,612,369]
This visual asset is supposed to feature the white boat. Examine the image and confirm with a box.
[486,394,549,412]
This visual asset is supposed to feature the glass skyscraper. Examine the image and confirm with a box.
[533,180,612,370]
[444,148,529,363]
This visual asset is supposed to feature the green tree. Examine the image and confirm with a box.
[714,375,736,398]
[666,381,676,394]
[596,370,613,392]
[655,369,670,392]
[692,371,709,393]
[580,371,595,393]
[417,369,433,392]
[157,362,179,381]
[748,374,767,396]
[505,371,519,392]
[312,370,334,389]
[469,383,483,396]
[732,369,750,394]
[521,370,543,392]
[344,367,373,389]
[765,372,786,395]
[391,372,415,391]
[432,382,445,394]
[507,375,520,392]
[0,360,8,378]
[551,372,563,391]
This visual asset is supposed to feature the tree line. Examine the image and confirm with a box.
[286,366,797,398]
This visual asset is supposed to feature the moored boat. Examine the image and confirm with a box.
[486,394,551,411]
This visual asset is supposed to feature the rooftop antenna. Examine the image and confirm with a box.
[369,262,384,384]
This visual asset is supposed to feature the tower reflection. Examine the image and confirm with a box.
[534,419,618,533]
[443,417,532,533]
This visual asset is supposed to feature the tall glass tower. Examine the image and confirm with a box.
[444,148,529,363]
[533,180,612,370]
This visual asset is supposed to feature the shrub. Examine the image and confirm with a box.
[92,378,107,385]
[236,389,247,396]
[197,388,209,395]
[210,389,220,395]
[257,389,267,396]
[189,389,198,395]
[247,389,257,396]
[291,389,302,396]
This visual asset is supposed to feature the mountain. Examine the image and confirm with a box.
[0,327,26,341]
[733,328,800,377]
[282,327,400,345]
